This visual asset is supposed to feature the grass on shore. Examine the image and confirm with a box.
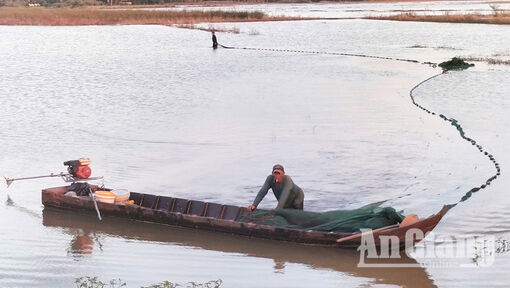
[174,23,241,33]
[0,7,296,25]
[462,56,510,66]
[366,12,510,25]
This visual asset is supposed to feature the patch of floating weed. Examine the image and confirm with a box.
[438,57,474,71]
[142,279,222,288]
[75,277,222,288]
[75,276,126,288]
[408,44,428,48]
[407,44,461,50]
[435,45,462,51]
[174,23,240,33]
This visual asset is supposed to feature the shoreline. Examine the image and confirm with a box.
[366,12,510,25]
[2,1,510,26]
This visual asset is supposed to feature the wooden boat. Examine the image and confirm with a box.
[42,186,447,248]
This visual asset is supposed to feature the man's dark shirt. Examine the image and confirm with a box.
[252,175,304,209]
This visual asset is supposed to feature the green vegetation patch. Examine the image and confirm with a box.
[439,57,475,72]
[75,276,222,288]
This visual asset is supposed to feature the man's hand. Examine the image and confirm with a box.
[248,205,256,212]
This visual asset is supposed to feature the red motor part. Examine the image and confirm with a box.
[64,158,92,179]
[75,165,91,179]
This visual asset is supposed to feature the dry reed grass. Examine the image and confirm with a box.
[0,7,298,25]
[174,23,241,34]
[462,56,510,66]
[407,44,461,50]
[367,12,510,25]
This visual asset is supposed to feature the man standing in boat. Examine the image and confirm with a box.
[211,31,218,49]
[248,164,304,211]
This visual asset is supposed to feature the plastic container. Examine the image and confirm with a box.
[111,189,130,204]
[94,190,116,204]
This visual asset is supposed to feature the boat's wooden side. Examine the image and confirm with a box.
[42,186,346,246]
[41,186,446,248]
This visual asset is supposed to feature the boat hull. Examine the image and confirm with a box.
[42,186,446,248]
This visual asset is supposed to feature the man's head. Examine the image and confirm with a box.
[212,31,215,35]
[272,164,285,183]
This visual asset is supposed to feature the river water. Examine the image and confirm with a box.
[1,8,510,288]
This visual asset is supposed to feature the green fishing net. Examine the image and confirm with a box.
[238,202,405,233]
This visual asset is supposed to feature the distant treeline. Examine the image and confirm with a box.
[0,0,352,8]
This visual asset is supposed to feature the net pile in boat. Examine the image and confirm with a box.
[238,202,404,233]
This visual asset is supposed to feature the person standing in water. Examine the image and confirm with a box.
[212,31,218,49]
[248,164,304,211]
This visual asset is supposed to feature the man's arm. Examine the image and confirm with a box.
[251,175,272,208]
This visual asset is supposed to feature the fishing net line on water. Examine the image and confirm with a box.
[219,43,436,66]
[409,71,500,209]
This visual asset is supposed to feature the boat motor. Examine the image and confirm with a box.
[64,158,92,179]
[4,158,103,187]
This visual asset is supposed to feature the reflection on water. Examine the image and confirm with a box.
[69,234,94,256]
[43,208,436,288]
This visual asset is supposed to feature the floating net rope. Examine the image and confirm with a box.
[219,43,436,66]
[409,73,501,210]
